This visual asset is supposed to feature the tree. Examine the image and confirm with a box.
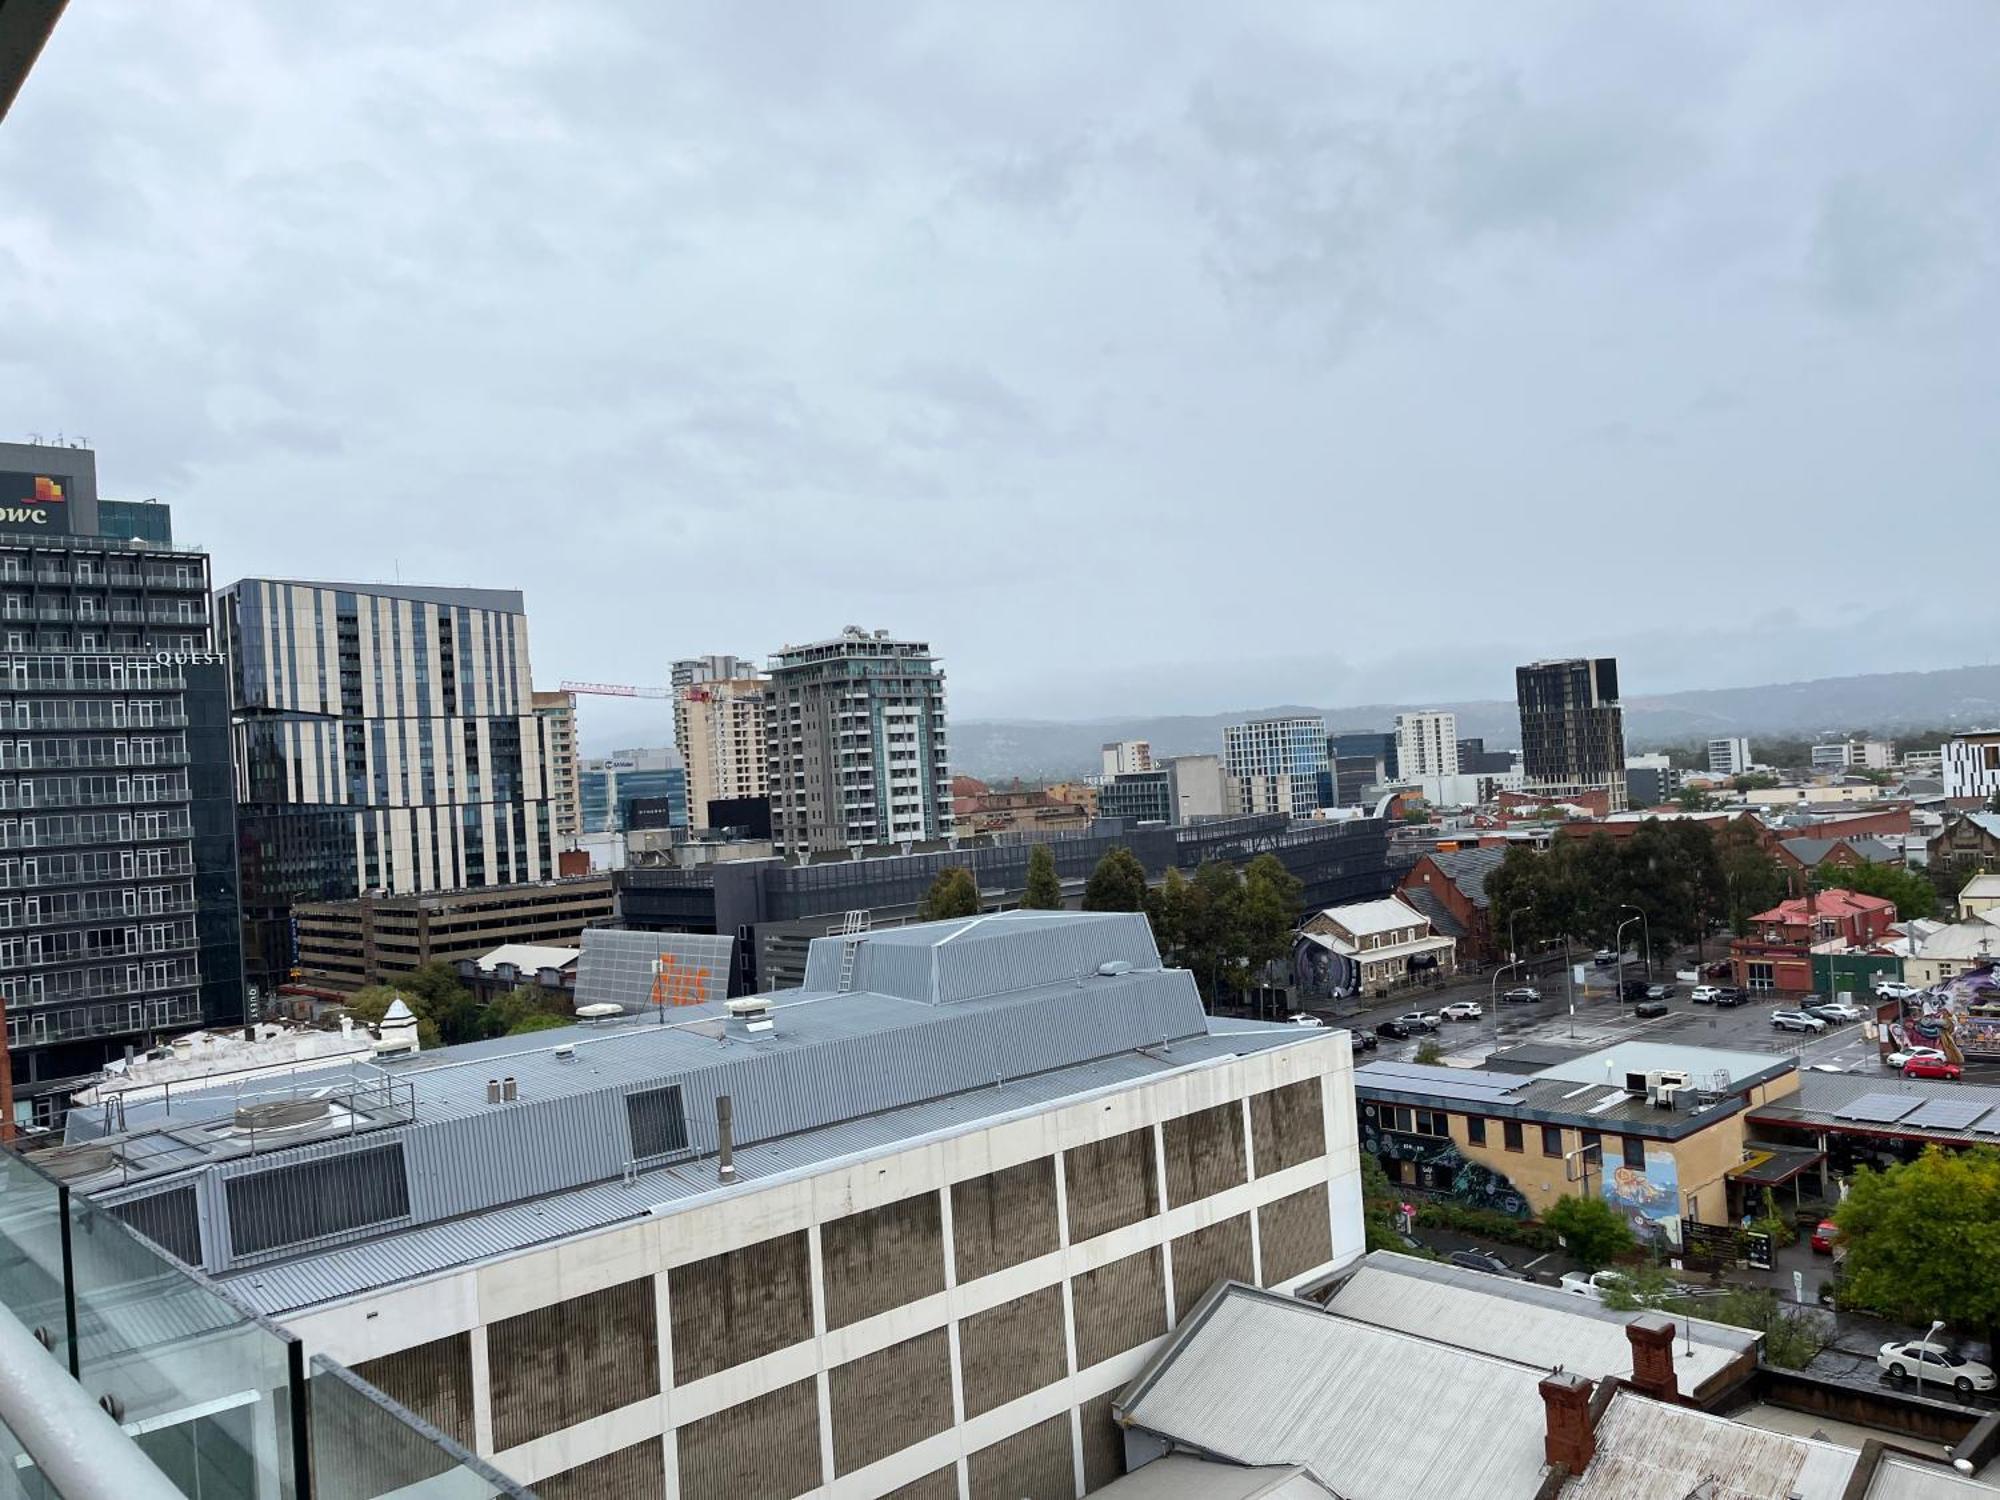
[1413,1038,1444,1065]
[484,982,572,1038]
[1148,866,1191,961]
[1240,854,1303,976]
[1716,819,1787,937]
[1177,861,1249,1002]
[1733,772,1780,792]
[1020,844,1063,909]
[1081,846,1149,912]
[918,867,981,921]
[1834,1146,2000,1334]
[1816,860,1936,922]
[341,984,443,1050]
[1541,1195,1638,1271]
[1675,785,1719,813]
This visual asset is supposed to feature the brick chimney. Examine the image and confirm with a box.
[1539,1370,1596,1473]
[1626,1313,1679,1402]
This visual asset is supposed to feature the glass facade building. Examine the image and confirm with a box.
[1223,716,1329,819]
[578,747,686,833]
[1515,657,1628,811]
[1099,769,1174,825]
[0,444,243,1125]
[219,579,553,995]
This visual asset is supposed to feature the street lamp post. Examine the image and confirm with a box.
[1917,1318,1945,1400]
[1615,914,1641,1008]
[1621,903,1653,978]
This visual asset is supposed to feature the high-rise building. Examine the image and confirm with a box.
[1707,736,1752,777]
[669,653,757,765]
[1944,731,2000,803]
[0,444,245,1125]
[1222,716,1327,819]
[681,676,767,829]
[578,747,687,833]
[1623,754,1676,808]
[1515,657,1627,812]
[1101,738,1152,777]
[531,689,580,840]
[1393,711,1458,779]
[1327,730,1398,808]
[765,627,950,854]
[219,579,552,993]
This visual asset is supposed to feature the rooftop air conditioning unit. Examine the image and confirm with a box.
[1650,1082,1685,1110]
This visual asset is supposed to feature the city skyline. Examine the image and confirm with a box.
[5,5,1997,725]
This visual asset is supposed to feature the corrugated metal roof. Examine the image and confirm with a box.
[1750,1071,2000,1147]
[1865,1454,2000,1500]
[218,1030,1307,1315]
[1090,1456,1337,1499]
[1119,1284,1554,1500]
[1559,1390,1856,1500]
[1326,1254,1753,1393]
[799,909,1162,1004]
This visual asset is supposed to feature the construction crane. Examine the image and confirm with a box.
[560,680,674,700]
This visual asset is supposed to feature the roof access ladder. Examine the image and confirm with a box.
[835,910,871,993]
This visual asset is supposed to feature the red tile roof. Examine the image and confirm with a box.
[1748,890,1897,925]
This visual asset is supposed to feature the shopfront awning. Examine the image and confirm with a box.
[1726,1143,1826,1187]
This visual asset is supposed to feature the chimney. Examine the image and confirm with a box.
[1626,1314,1679,1402]
[486,1078,502,1104]
[501,1076,518,1102]
[1539,1371,1596,1473]
[717,1094,736,1183]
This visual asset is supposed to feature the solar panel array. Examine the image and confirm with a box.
[570,928,735,1014]
[1834,1092,1924,1124]
[1903,1098,1991,1133]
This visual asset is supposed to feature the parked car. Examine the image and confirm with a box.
[1593,949,1618,967]
[1348,1028,1378,1052]
[1645,983,1678,1001]
[1286,1013,1326,1027]
[1875,981,1921,1001]
[1903,1056,1964,1081]
[1440,1001,1483,1021]
[1810,999,1864,1024]
[1394,1011,1442,1032]
[1375,1020,1413,1040]
[1886,1045,1946,1069]
[1690,985,1722,1005]
[1810,1220,1838,1254]
[1634,999,1669,1018]
[1771,1009,1828,1034]
[1703,961,1733,979]
[1501,986,1541,1004]
[1447,1248,1520,1278]
[1621,980,1651,1002]
[1713,987,1749,1008]
[1876,1340,1997,1398]
[1675,968,1700,984]
[1558,1270,1630,1301]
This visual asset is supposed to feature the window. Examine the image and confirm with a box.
[1541,1126,1564,1158]
[1502,1120,1523,1153]
[1413,1109,1448,1138]
[1466,1116,1487,1146]
[1623,1138,1646,1170]
[1580,1130,1601,1164]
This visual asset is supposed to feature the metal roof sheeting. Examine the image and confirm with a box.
[1091,1456,1337,1499]
[1120,1284,1554,1500]
[1559,1391,1856,1500]
[1865,1454,2000,1500]
[1326,1254,1752,1393]
[800,909,1161,1004]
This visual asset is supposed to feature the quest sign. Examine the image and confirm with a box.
[0,472,74,535]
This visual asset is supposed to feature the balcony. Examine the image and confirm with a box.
[0,822,195,852]
[0,1146,528,1498]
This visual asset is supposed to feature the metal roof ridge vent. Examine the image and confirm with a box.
[725,996,776,1037]
[1098,960,1134,976]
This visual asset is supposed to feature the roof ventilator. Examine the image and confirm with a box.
[726,997,775,1037]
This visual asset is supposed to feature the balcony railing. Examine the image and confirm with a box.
[0,1146,531,1498]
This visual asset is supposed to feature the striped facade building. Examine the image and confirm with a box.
[219,579,553,992]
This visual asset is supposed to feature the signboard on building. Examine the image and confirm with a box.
[0,471,74,535]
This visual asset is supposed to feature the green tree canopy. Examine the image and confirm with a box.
[1816,860,1936,921]
[1834,1146,2000,1332]
[1716,819,1789,937]
[918,866,981,921]
[484,982,573,1038]
[1675,786,1719,812]
[1081,846,1149,913]
[1541,1195,1638,1271]
[1020,844,1063,909]
[340,984,443,1050]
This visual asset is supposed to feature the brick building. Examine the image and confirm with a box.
[1729,889,1898,996]
[1396,847,1508,966]
[1928,811,2000,879]
[62,910,1361,1497]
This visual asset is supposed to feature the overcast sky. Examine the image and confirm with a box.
[4,4,1995,749]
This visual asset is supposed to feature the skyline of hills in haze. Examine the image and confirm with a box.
[949,662,2000,781]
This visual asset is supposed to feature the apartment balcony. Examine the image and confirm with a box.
[0,821,194,852]
[0,1146,527,1499]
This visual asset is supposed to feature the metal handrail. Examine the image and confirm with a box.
[0,1301,186,1500]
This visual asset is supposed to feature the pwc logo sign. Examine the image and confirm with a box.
[0,473,72,534]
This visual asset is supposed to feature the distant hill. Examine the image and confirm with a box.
[951,663,2000,781]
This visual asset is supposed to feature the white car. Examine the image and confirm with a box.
[1285,1013,1326,1028]
[1558,1270,1630,1301]
[1771,1009,1827,1034]
[1876,1340,1997,1397]
[1394,1011,1443,1032]
[1689,985,1722,1004]
[1886,1045,1946,1069]
[1440,1001,1483,1021]
[1875,982,1921,1001]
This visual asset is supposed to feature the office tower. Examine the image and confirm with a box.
[1623,754,1675,808]
[670,653,757,765]
[681,676,768,829]
[0,444,244,1124]
[219,579,552,993]
[1222,716,1327,819]
[1515,657,1627,811]
[1328,730,1397,807]
[578,747,686,833]
[531,689,580,840]
[765,627,950,855]
[1706,737,1752,777]
[1101,739,1152,778]
[1393,711,1459,779]
[1455,738,1515,775]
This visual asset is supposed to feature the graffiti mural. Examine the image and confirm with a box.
[1893,968,2000,1061]
[1294,935,1359,999]
[1360,1116,1530,1218]
[1601,1148,1681,1249]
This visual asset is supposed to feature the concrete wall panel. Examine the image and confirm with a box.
[1063,1127,1158,1244]
[1257,1182,1333,1287]
[1162,1102,1247,1208]
[1069,1246,1166,1372]
[952,1156,1058,1284]
[828,1329,954,1477]
[822,1190,945,1331]
[967,1411,1074,1500]
[957,1284,1066,1420]
[668,1229,814,1385]
[1169,1213,1252,1322]
[1251,1078,1325,1177]
[676,1376,821,1500]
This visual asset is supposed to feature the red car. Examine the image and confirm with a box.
[1902,1056,1963,1081]
[1810,1219,1837,1254]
